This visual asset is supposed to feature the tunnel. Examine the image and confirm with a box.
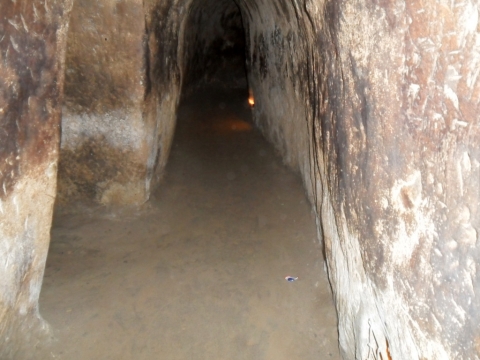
[1,0,480,359]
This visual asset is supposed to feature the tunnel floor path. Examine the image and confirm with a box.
[40,86,340,360]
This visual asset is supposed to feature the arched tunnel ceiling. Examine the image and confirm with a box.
[182,0,247,90]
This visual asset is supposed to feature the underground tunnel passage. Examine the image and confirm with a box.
[39,0,341,358]
[1,0,480,359]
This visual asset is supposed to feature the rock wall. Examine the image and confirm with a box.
[0,0,73,357]
[58,0,152,206]
[143,0,188,189]
[312,1,480,358]
[241,0,316,198]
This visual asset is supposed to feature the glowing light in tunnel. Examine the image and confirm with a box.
[248,89,255,107]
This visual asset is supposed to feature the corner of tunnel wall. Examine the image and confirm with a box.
[0,0,73,356]
[143,0,193,191]
[0,170,60,359]
[57,0,156,207]
[146,91,181,191]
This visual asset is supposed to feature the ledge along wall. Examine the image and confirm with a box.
[1,0,480,359]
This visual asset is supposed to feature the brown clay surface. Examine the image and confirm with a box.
[39,87,340,359]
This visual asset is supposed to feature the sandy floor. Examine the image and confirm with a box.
[39,87,340,359]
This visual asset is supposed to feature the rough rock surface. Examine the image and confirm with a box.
[58,0,151,205]
[309,1,480,358]
[1,0,480,358]
[0,0,73,357]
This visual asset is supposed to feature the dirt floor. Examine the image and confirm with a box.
[39,86,340,359]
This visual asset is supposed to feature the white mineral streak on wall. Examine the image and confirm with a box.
[61,109,145,151]
[408,83,420,101]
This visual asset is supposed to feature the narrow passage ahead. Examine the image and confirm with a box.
[40,86,340,360]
